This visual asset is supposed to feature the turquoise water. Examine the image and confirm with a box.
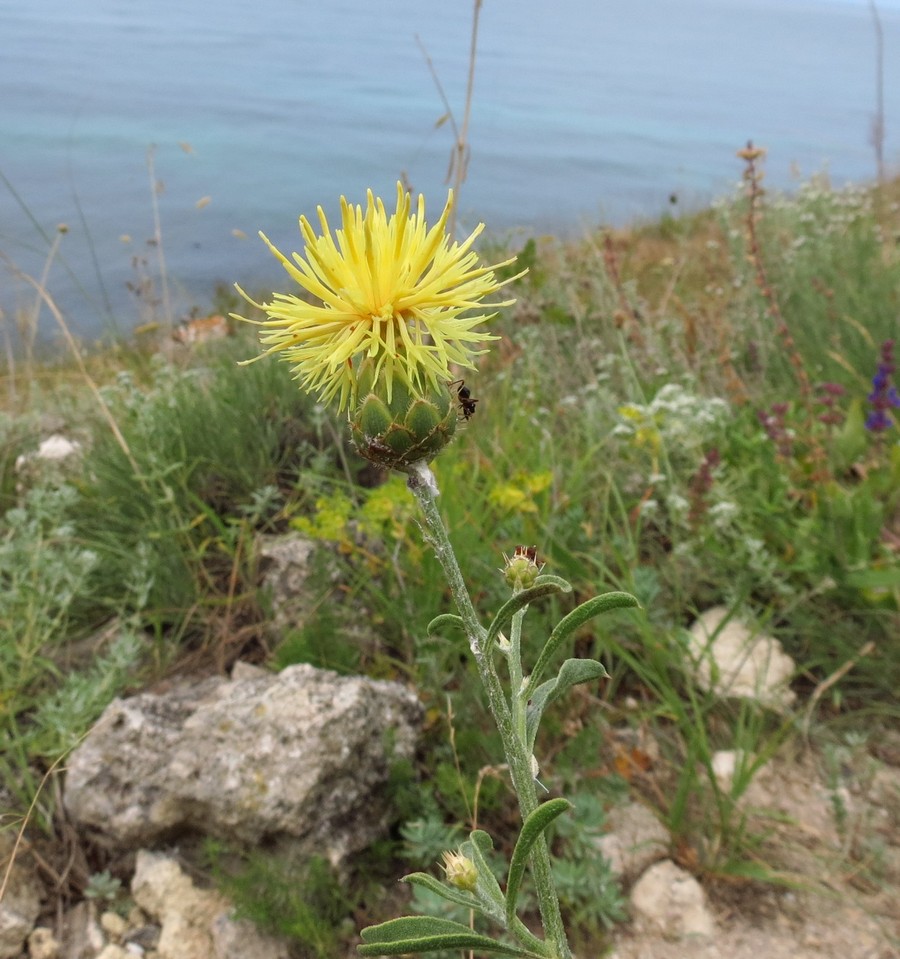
[2,0,899,337]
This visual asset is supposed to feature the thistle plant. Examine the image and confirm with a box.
[237,183,639,959]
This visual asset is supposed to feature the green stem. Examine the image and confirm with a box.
[406,462,572,959]
[509,607,527,746]
[407,464,512,738]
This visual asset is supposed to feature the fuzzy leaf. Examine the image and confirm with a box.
[461,830,506,924]
[531,574,573,591]
[427,613,465,635]
[525,658,609,751]
[358,916,538,957]
[486,578,573,650]
[505,799,571,927]
[402,872,482,913]
[524,591,638,699]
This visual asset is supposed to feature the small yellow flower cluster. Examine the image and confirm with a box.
[616,403,664,454]
[291,493,354,548]
[488,470,553,515]
[290,480,416,556]
[359,477,417,539]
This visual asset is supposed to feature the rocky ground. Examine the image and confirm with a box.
[4,727,898,959]
[612,739,900,959]
[2,538,898,959]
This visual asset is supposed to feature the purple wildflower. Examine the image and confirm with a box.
[865,339,900,433]
[688,448,721,527]
[815,382,845,428]
[758,402,793,458]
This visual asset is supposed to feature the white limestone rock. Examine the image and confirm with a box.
[14,434,83,492]
[687,606,796,712]
[132,851,290,959]
[63,663,422,867]
[0,834,42,959]
[15,434,82,470]
[26,927,60,959]
[594,801,670,883]
[630,859,716,939]
[256,534,318,634]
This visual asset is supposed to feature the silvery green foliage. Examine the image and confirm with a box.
[27,626,143,757]
[83,869,122,903]
[401,813,463,870]
[1,482,146,770]
[0,484,97,645]
[612,383,730,457]
[549,793,626,932]
[361,529,638,958]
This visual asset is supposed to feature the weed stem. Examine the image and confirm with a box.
[407,460,572,959]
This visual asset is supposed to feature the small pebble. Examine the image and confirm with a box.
[28,927,61,959]
[101,911,128,941]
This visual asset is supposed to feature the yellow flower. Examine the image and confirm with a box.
[290,492,354,545]
[236,183,521,412]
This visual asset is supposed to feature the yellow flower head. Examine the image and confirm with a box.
[440,849,478,891]
[236,183,521,412]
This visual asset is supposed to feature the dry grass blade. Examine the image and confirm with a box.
[0,252,138,475]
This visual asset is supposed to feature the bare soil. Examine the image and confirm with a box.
[611,740,900,959]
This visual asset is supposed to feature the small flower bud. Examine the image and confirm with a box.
[502,545,541,591]
[441,849,478,891]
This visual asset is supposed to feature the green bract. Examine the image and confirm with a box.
[350,360,458,471]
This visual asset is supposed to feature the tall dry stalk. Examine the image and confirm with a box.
[869,0,885,184]
[737,142,830,487]
[146,146,173,327]
[0,252,138,474]
[416,0,483,238]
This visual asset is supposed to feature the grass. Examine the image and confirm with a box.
[2,161,900,950]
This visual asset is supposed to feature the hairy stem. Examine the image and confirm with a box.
[407,461,571,959]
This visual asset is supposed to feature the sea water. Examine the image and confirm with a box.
[2,0,899,338]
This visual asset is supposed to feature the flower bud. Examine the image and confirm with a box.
[349,359,458,472]
[502,545,541,591]
[440,849,478,891]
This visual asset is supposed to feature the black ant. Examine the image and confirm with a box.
[450,379,478,420]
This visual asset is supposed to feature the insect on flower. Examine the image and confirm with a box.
[450,379,479,420]
[514,545,538,564]
[235,183,523,413]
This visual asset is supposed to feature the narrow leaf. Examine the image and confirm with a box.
[505,799,571,926]
[401,872,482,914]
[485,579,572,650]
[461,830,506,923]
[459,833,550,955]
[525,591,638,698]
[525,658,609,751]
[358,915,538,957]
[461,829,548,956]
[427,613,465,635]
[532,574,573,591]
